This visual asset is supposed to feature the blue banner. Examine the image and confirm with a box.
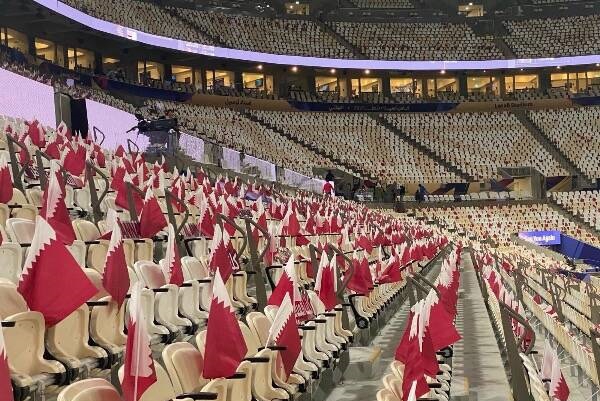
[518,230,562,246]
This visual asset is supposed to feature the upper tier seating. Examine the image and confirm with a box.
[330,21,503,60]
[169,8,354,59]
[62,0,215,45]
[382,112,568,180]
[250,110,462,184]
[503,15,600,58]
[529,107,600,183]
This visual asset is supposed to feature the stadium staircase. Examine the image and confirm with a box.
[493,37,516,59]
[512,110,594,188]
[159,4,228,48]
[317,20,369,59]
[240,110,376,181]
[369,113,473,182]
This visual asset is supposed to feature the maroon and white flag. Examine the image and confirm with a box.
[102,222,130,307]
[267,293,302,379]
[18,216,98,327]
[202,271,247,379]
[122,282,157,401]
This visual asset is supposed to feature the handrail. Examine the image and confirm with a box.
[127,138,139,155]
[412,272,440,298]
[216,213,247,264]
[85,161,110,224]
[243,217,271,263]
[328,244,354,297]
[500,302,536,355]
[125,181,144,224]
[92,127,105,145]
[164,188,190,238]
[5,134,27,192]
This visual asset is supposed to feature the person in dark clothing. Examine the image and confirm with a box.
[325,170,334,182]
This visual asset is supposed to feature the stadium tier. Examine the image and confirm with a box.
[2,1,600,401]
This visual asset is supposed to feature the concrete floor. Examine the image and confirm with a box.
[450,252,511,401]
[325,252,517,401]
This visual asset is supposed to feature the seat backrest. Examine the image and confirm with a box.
[376,388,401,401]
[134,261,167,289]
[5,217,35,243]
[0,243,23,284]
[239,321,262,355]
[0,281,28,317]
[181,256,209,280]
[90,296,126,350]
[162,342,209,394]
[245,312,271,346]
[73,219,102,242]
[57,378,122,401]
[118,361,179,401]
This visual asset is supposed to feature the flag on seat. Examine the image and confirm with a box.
[18,216,98,327]
[314,253,338,311]
[208,225,235,282]
[0,323,14,401]
[550,348,569,401]
[102,223,130,307]
[139,188,167,238]
[0,153,13,204]
[122,282,157,401]
[203,271,247,379]
[268,255,300,306]
[267,293,301,379]
[40,162,76,245]
[162,224,184,286]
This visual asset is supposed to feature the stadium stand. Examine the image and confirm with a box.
[381,112,568,180]
[329,21,503,61]
[503,15,600,58]
[412,203,600,247]
[5,2,600,401]
[249,110,462,184]
[529,107,600,184]
[552,190,600,231]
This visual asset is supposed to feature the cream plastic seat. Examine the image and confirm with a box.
[46,303,109,380]
[246,311,308,391]
[0,242,23,283]
[181,256,212,312]
[57,378,122,401]
[159,257,208,327]
[133,260,194,338]
[89,296,127,365]
[72,219,109,273]
[0,282,67,395]
[196,323,287,401]
[376,388,401,401]
[118,359,218,401]
[307,291,348,350]
[6,217,87,268]
[161,342,228,401]
[7,189,37,220]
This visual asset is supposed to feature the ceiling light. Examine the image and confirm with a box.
[291,66,298,72]
[365,69,370,75]
[330,68,336,74]
[257,64,263,70]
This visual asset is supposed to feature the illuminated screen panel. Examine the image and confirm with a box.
[0,68,56,126]
[85,99,148,151]
[34,0,600,71]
